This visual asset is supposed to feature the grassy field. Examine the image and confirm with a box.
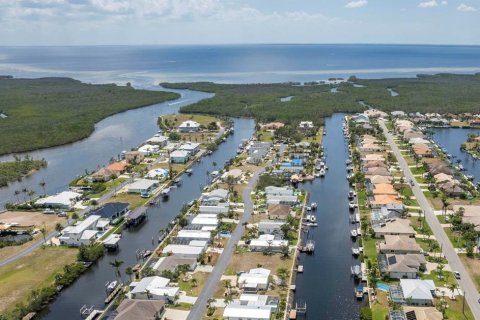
[224,252,292,276]
[0,77,179,155]
[162,74,480,124]
[0,246,77,313]
[460,254,480,291]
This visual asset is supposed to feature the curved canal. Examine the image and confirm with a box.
[294,113,363,319]
[430,127,480,184]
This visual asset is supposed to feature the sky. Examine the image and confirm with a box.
[0,0,479,45]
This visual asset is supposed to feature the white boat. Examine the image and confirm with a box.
[161,187,170,198]
[314,172,320,178]
[306,206,312,211]
[211,171,219,177]
[349,202,357,210]
[466,174,475,181]
[185,168,193,176]
[319,169,326,177]
[305,215,316,223]
[351,265,362,278]
[352,247,360,256]
[348,190,355,199]
[458,164,464,171]
[350,229,358,238]
[310,202,317,210]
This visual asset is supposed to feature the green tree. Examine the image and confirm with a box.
[110,259,124,280]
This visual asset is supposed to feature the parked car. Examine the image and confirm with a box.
[57,211,67,217]
[454,271,461,279]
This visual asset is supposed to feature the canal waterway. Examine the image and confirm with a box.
[294,113,362,319]
[0,84,212,208]
[430,127,480,184]
[40,118,255,319]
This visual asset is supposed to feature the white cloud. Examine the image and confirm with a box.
[418,0,438,8]
[441,1,447,5]
[345,0,367,9]
[457,3,477,12]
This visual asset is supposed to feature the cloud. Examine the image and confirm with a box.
[345,0,367,9]
[457,3,477,12]
[418,0,438,8]
[441,1,447,5]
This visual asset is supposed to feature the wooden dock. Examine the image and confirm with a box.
[297,265,304,273]
[104,284,122,304]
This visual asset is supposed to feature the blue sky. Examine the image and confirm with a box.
[0,0,479,45]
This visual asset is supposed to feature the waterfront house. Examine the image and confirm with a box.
[126,179,158,194]
[352,114,370,124]
[373,219,415,238]
[223,305,272,320]
[364,167,391,177]
[266,194,298,206]
[403,130,425,140]
[191,214,219,227]
[452,205,480,232]
[412,144,433,157]
[179,142,200,155]
[261,122,285,130]
[200,188,229,206]
[138,144,160,156]
[371,183,397,196]
[396,279,436,306]
[58,215,101,246]
[162,244,205,258]
[298,121,314,132]
[403,306,443,320]
[368,175,393,184]
[176,229,212,242]
[128,276,179,301]
[238,268,271,292]
[369,194,402,208]
[379,253,426,279]
[258,220,285,235]
[364,109,388,118]
[265,186,295,196]
[362,154,385,162]
[35,191,82,209]
[106,162,128,175]
[371,206,405,228]
[222,169,243,182]
[391,111,406,118]
[433,173,454,184]
[124,151,144,164]
[379,235,422,254]
[267,204,291,221]
[89,202,129,224]
[113,299,165,320]
[438,181,465,197]
[199,205,229,214]
[363,161,388,170]
[249,234,288,252]
[147,135,169,147]
[146,168,170,179]
[178,120,200,132]
[91,168,116,182]
[152,256,197,274]
[170,150,190,164]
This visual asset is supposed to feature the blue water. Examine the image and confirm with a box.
[376,283,390,292]
[1,44,480,83]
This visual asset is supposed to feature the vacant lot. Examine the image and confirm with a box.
[224,252,292,276]
[460,254,480,291]
[0,246,77,313]
[0,211,66,260]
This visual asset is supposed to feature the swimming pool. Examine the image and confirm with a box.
[376,283,390,292]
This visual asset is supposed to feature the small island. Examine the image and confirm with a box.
[461,134,480,159]
[0,155,47,187]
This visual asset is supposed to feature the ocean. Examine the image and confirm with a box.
[0,44,480,84]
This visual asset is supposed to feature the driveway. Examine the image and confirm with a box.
[379,119,480,318]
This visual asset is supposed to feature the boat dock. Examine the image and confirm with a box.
[297,265,304,273]
[103,234,121,251]
[104,282,122,304]
[298,240,315,253]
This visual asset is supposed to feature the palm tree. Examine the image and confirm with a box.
[144,288,152,300]
[39,225,47,244]
[223,279,232,295]
[206,297,216,309]
[441,196,450,220]
[21,187,28,202]
[27,190,35,202]
[448,282,458,299]
[55,223,63,234]
[110,259,124,280]
[191,277,198,287]
[39,180,46,195]
[125,267,134,282]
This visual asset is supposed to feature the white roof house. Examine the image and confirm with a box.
[222,169,243,181]
[191,214,219,227]
[177,229,212,241]
[298,121,314,129]
[162,244,204,258]
[400,279,435,305]
[36,191,81,209]
[58,215,101,246]
[223,305,271,320]
[137,144,160,155]
[129,276,179,301]
[249,234,288,252]
[179,142,201,155]
[258,221,285,234]
[199,205,229,214]
[170,150,190,164]
[201,188,229,205]
[238,268,271,292]
[266,195,298,205]
[265,186,295,196]
[147,135,169,146]
[409,138,430,145]
[146,168,169,179]
[178,120,200,132]
[126,179,158,194]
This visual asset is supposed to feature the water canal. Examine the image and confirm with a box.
[430,127,480,184]
[294,113,363,319]
[40,119,255,319]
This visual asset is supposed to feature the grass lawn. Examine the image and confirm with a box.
[444,296,475,320]
[257,130,273,142]
[162,114,225,128]
[106,192,147,209]
[178,272,210,297]
[372,290,389,320]
[421,271,457,287]
[88,178,126,198]
[363,237,378,262]
[459,254,480,291]
[444,227,466,248]
[0,246,78,313]
[224,252,292,276]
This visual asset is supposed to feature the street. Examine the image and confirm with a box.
[380,119,480,319]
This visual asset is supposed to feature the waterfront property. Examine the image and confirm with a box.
[128,276,179,301]
[170,150,190,164]
[58,215,104,246]
[178,120,200,132]
[112,299,166,320]
[35,191,81,209]
[126,179,159,194]
[390,279,436,306]
[379,253,426,279]
[238,268,271,293]
[89,202,129,224]
[249,234,288,252]
[152,256,198,273]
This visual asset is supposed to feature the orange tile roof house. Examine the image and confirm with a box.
[106,162,129,174]
[370,194,402,207]
[372,183,397,195]
[91,168,117,182]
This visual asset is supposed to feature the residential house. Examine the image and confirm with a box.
[176,229,212,242]
[201,188,229,205]
[249,234,288,252]
[58,215,101,246]
[403,306,443,320]
[146,168,169,179]
[191,214,219,228]
[126,179,158,194]
[179,142,200,156]
[258,220,285,235]
[161,244,205,258]
[371,183,397,196]
[379,254,426,279]
[370,194,402,208]
[438,181,465,197]
[178,120,200,132]
[170,150,190,164]
[397,279,436,306]
[364,167,391,177]
[369,175,394,184]
[222,169,243,182]
[267,204,291,220]
[452,205,480,232]
[152,256,197,274]
[261,122,284,130]
[124,151,145,164]
[128,276,179,301]
[373,219,415,238]
[298,121,314,131]
[223,305,271,320]
[91,168,117,182]
[89,202,129,224]
[35,191,81,209]
[147,135,169,147]
[113,299,165,320]
[265,186,295,196]
[379,235,422,254]
[238,268,271,292]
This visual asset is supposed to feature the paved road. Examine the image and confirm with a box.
[380,120,480,318]
[187,166,265,320]
[0,177,132,267]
